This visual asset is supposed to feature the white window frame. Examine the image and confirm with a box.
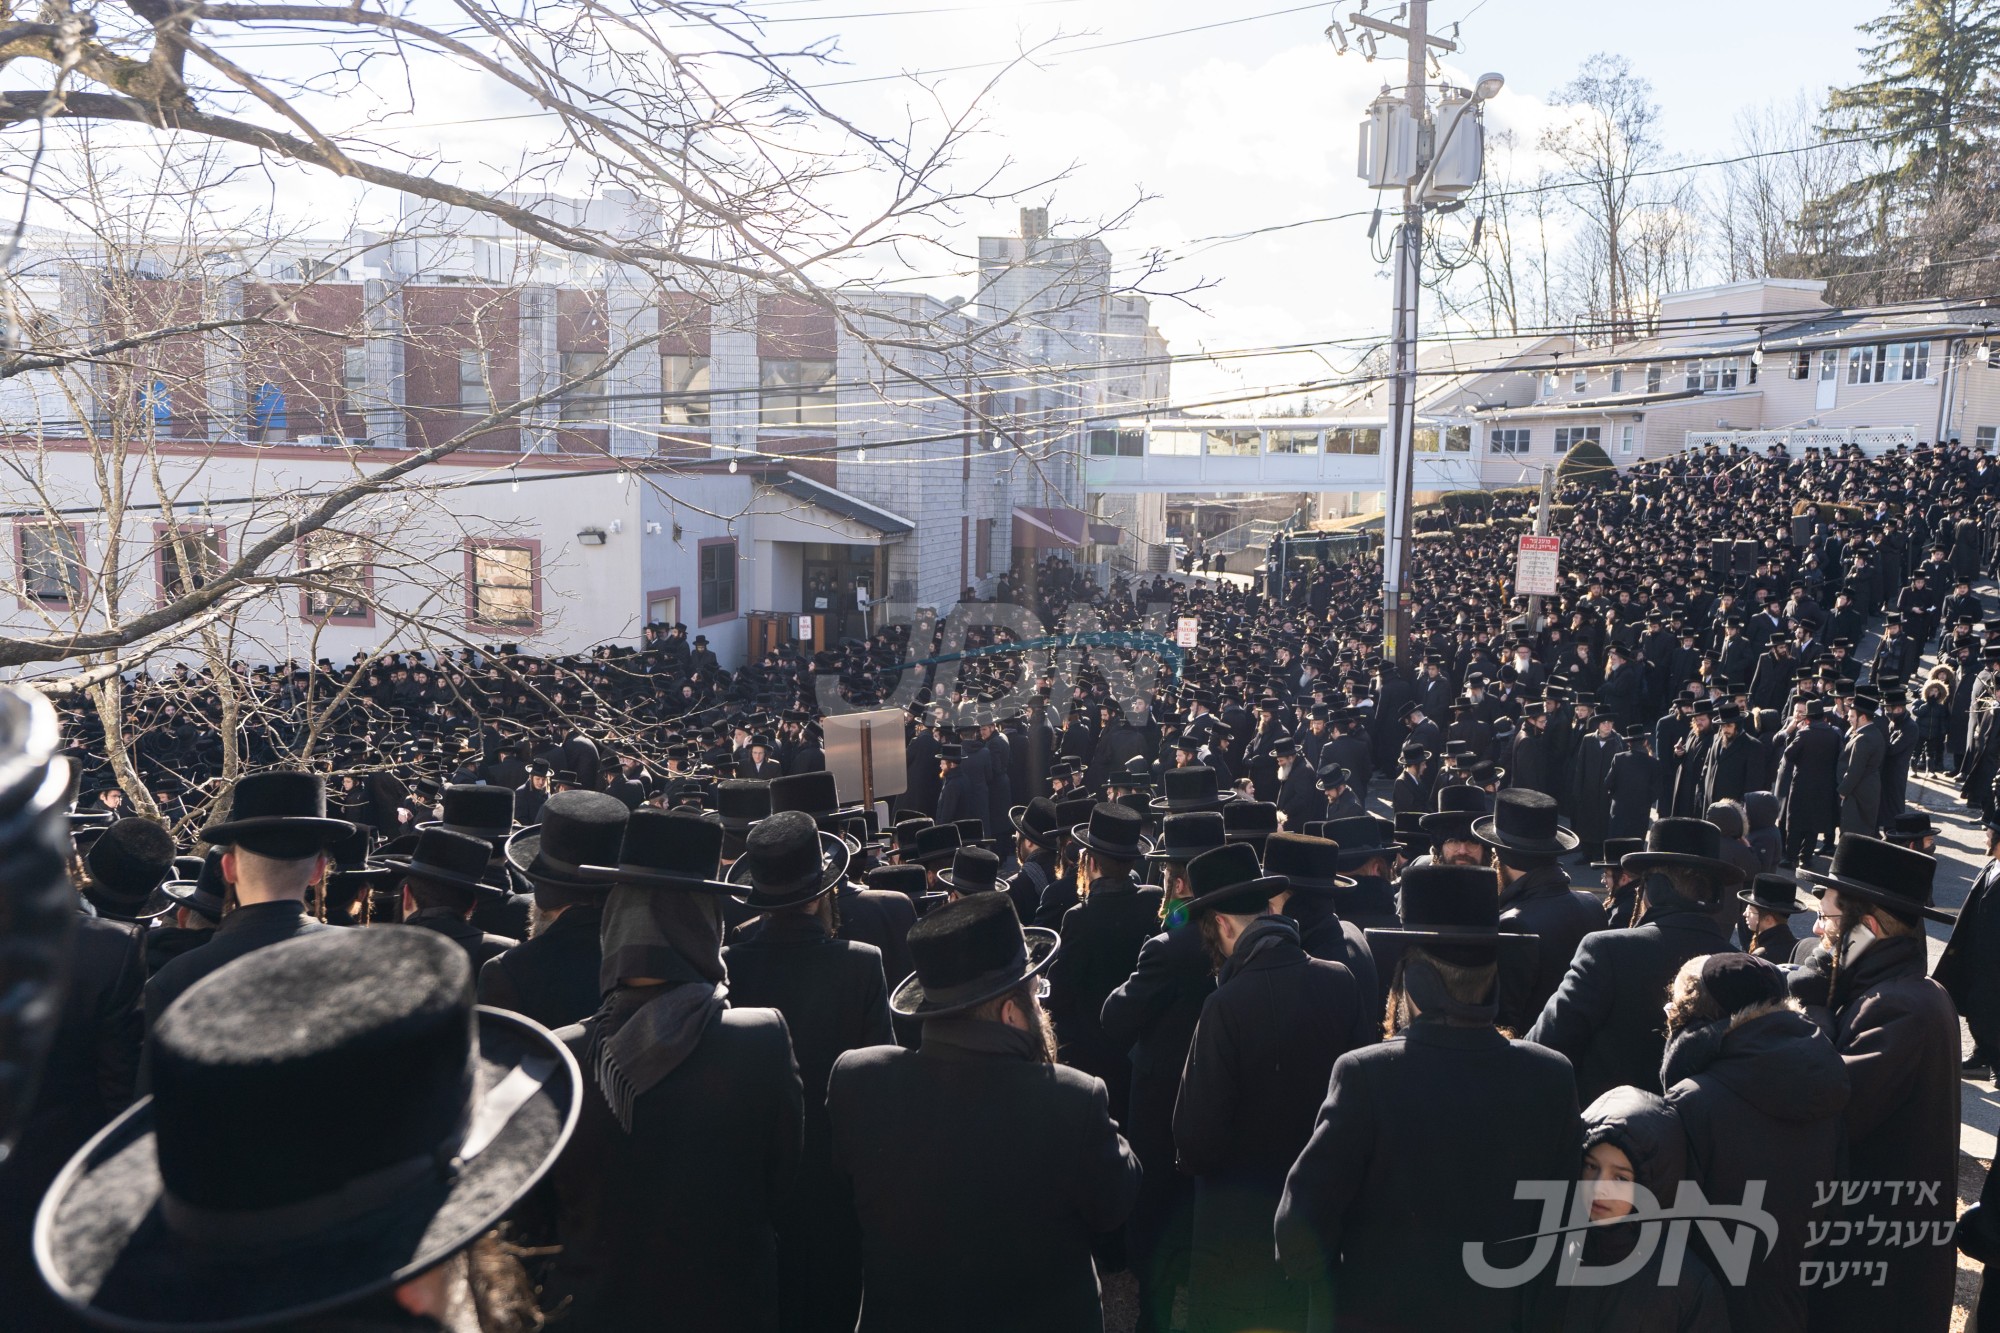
[1554,426,1602,452]
[1619,424,1636,455]
[1489,427,1530,455]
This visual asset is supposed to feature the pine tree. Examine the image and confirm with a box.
[1825,0,2000,198]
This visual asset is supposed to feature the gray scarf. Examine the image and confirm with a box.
[588,884,729,1132]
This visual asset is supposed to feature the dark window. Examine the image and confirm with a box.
[700,540,738,619]
[470,545,535,626]
[159,529,224,598]
[20,524,82,603]
[759,358,836,427]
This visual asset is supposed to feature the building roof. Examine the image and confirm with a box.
[766,470,915,536]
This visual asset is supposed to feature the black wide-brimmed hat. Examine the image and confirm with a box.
[1419,785,1492,840]
[162,847,229,919]
[1738,871,1814,916]
[504,790,632,896]
[34,928,577,1331]
[1222,800,1279,849]
[1365,863,1541,970]
[1146,811,1227,863]
[1319,814,1396,868]
[419,784,515,846]
[767,771,866,831]
[712,779,772,832]
[866,864,929,900]
[1149,765,1234,813]
[380,826,492,896]
[1261,832,1355,894]
[1621,818,1746,885]
[911,824,963,867]
[937,845,1003,894]
[201,770,356,858]
[1070,802,1155,859]
[889,892,1058,1018]
[579,807,734,894]
[83,818,178,919]
[1181,842,1289,919]
[728,809,850,909]
[1592,836,1646,871]
[1471,789,1579,855]
[1009,797,1063,849]
[890,816,935,858]
[1801,834,1953,924]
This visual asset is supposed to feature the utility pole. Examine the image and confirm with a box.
[1525,462,1556,630]
[1336,5,1501,670]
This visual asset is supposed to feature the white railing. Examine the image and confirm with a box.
[1682,425,1922,457]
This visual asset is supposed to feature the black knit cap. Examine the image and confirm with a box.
[83,818,177,918]
[1700,952,1785,1017]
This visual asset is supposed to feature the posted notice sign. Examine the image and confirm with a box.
[1515,535,1561,597]
[1175,617,1200,648]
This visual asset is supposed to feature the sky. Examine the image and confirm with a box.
[5,0,1894,404]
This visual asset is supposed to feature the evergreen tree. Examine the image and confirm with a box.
[1825,0,2000,198]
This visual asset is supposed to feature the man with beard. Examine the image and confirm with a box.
[1836,690,1888,836]
[1670,700,1717,817]
[1476,789,1604,1027]
[1702,703,1760,806]
[1790,837,1960,1333]
[1418,785,1491,868]
[1173,842,1367,1333]
[829,893,1140,1330]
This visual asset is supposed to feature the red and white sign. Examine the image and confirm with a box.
[1515,535,1561,597]
[1175,617,1200,648]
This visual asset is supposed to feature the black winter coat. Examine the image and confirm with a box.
[477,901,602,1031]
[1498,864,1606,1025]
[1050,876,1164,1121]
[1569,734,1623,842]
[1287,892,1381,1024]
[1276,1022,1581,1333]
[828,1019,1142,1333]
[1605,750,1663,838]
[1936,856,2000,1052]
[1173,918,1364,1333]
[543,1005,803,1332]
[725,915,893,1333]
[835,882,917,992]
[1776,721,1842,838]
[1524,902,1736,1107]
[1663,1002,1849,1333]
[143,900,329,1031]
[405,906,516,971]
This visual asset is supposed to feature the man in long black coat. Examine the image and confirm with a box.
[1567,715,1623,859]
[1276,864,1581,1333]
[829,894,1141,1332]
[1670,705,1716,817]
[1525,819,1742,1106]
[1605,728,1663,839]
[1506,709,1555,799]
[1701,705,1760,806]
[1479,791,1606,1025]
[1775,703,1843,864]
[480,790,629,1031]
[1835,696,1888,835]
[1938,813,2000,1068]
[1172,845,1366,1333]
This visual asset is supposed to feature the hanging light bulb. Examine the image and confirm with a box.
[728,458,738,474]
[511,472,519,493]
[855,449,866,464]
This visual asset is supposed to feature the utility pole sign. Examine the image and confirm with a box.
[1515,535,1561,599]
[1175,617,1200,648]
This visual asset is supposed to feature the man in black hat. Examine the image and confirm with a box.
[722,808,890,1333]
[515,760,552,825]
[1048,803,1160,1131]
[827,893,1140,1329]
[1835,689,1887,835]
[1791,836,1959,1333]
[1939,808,2000,1071]
[1526,818,1743,1105]
[1263,832,1377,997]
[1277,863,1579,1332]
[1774,698,1842,865]
[1007,795,1065,926]
[1475,790,1604,1026]
[483,790,630,1030]
[144,770,358,1031]
[389,827,519,969]
[36,928,577,1332]
[542,807,803,1330]
[1173,842,1368,1333]
[1316,814,1401,929]
[78,817,176,924]
[1701,703,1760,806]
[1103,810,1223,1333]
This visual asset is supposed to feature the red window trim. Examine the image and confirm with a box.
[464,538,543,634]
[696,536,738,627]
[297,535,377,628]
[645,585,682,627]
[14,520,88,610]
[153,521,229,610]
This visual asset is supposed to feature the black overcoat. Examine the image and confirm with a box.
[477,900,602,1030]
[1604,749,1663,838]
[835,882,917,991]
[1050,876,1165,1120]
[1497,864,1605,1023]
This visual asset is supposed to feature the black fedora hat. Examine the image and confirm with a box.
[1620,818,1746,885]
[34,928,577,1331]
[1319,814,1395,869]
[419,784,515,846]
[381,826,492,896]
[201,770,355,858]
[1222,800,1279,849]
[1053,797,1097,836]
[1738,871,1814,916]
[1365,862,1537,958]
[937,845,1003,894]
[1418,785,1493,840]
[866,864,929,901]
[579,807,734,894]
[162,847,229,920]
[1146,811,1227,863]
[767,771,866,830]
[1149,765,1234,813]
[954,818,993,850]
[888,892,1058,1018]
[1070,802,1155,859]
[1801,833,1952,924]
[504,790,632,896]
[1471,789,1579,855]
[1261,832,1355,894]
[1009,797,1064,849]
[728,809,850,910]
[712,779,772,832]
[1591,836,1646,871]
[911,824,963,867]
[83,818,178,920]
[1181,842,1289,919]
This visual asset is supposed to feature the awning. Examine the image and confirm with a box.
[768,471,914,536]
[1012,506,1120,549]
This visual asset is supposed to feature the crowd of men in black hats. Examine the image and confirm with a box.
[9,439,2000,1331]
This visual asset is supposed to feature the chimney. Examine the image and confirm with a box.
[1019,207,1049,241]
